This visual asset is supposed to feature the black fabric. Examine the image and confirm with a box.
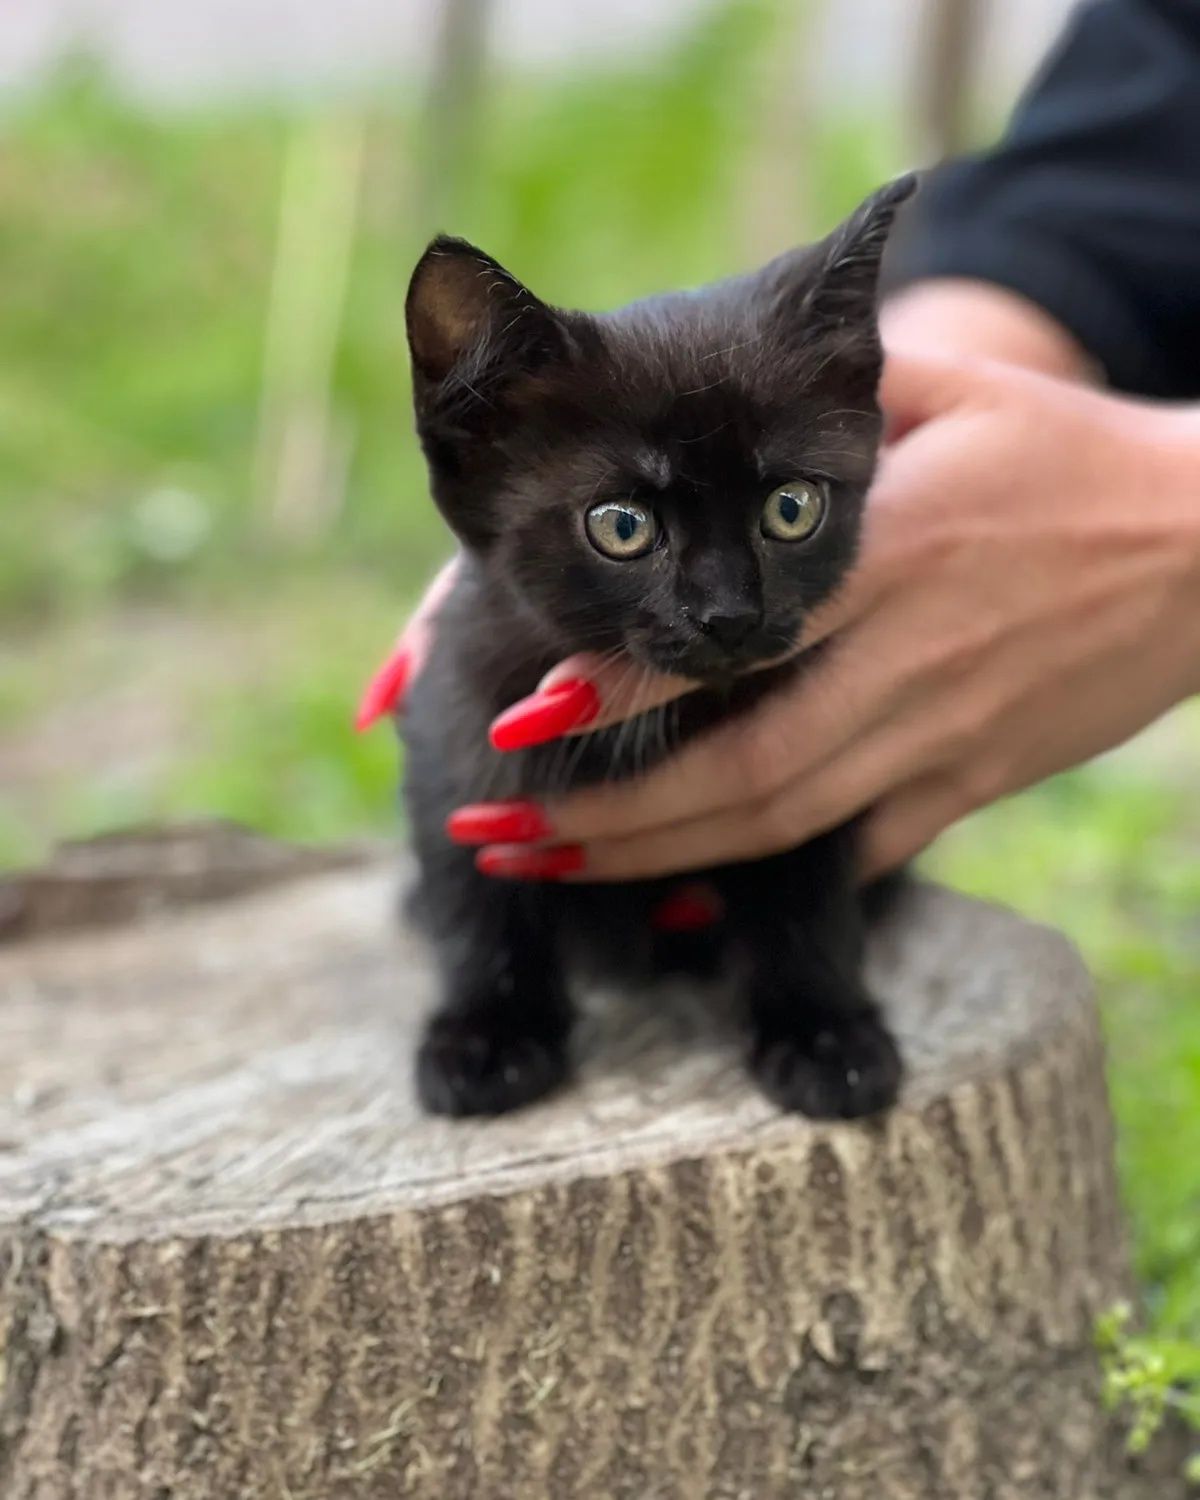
[887,0,1200,397]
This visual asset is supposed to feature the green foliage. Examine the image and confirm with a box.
[167,589,404,846]
[1096,1303,1200,1471]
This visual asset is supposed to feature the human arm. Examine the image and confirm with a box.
[885,0,1200,399]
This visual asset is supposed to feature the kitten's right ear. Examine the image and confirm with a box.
[406,237,567,394]
[805,173,918,330]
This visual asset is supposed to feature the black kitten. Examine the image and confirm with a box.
[401,175,915,1119]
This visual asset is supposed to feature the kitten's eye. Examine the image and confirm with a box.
[585,500,658,560]
[761,479,826,542]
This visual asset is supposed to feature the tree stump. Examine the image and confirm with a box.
[0,829,1183,1498]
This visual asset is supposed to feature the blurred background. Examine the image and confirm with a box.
[0,0,1196,1446]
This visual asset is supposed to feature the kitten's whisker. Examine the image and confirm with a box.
[676,419,732,446]
[447,373,493,408]
[629,667,648,777]
[652,698,669,769]
[605,660,643,783]
[628,664,655,781]
[562,727,594,792]
[699,334,763,362]
[801,448,877,464]
[793,335,871,395]
[816,407,873,422]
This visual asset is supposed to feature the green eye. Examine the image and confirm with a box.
[585,500,658,560]
[761,479,826,542]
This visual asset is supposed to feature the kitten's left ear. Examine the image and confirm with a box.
[805,172,919,331]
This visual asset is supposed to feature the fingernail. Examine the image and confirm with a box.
[651,883,725,933]
[446,802,554,845]
[489,678,600,752]
[355,646,411,731]
[476,843,586,880]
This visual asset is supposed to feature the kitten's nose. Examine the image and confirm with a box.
[696,605,760,650]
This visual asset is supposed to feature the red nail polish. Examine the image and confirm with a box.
[446,802,554,845]
[489,678,601,752]
[476,843,586,880]
[355,646,411,731]
[651,883,725,933]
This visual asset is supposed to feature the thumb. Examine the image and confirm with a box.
[537,653,696,736]
[485,649,696,752]
[879,347,980,442]
[355,552,461,730]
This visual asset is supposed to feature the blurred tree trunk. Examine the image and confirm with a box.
[913,0,984,163]
[254,116,366,542]
[736,0,820,258]
[419,0,494,231]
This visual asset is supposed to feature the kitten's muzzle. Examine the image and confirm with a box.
[644,628,789,686]
[694,603,760,652]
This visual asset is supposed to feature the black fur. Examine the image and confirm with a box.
[401,175,916,1118]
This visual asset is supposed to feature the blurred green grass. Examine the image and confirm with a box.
[0,7,1196,1464]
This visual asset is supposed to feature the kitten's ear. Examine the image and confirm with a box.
[406,236,568,395]
[804,173,918,331]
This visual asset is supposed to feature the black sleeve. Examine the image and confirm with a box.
[886,0,1200,398]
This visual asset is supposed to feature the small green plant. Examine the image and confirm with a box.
[1096,1302,1200,1478]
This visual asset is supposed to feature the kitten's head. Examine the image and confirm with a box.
[406,175,915,685]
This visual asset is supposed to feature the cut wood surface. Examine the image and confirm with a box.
[0,828,1185,1498]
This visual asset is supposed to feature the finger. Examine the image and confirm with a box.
[489,654,696,751]
[541,654,697,733]
[571,800,798,881]
[561,698,953,881]
[493,756,968,886]
[878,347,976,443]
[356,553,460,730]
[403,552,461,677]
[857,775,968,881]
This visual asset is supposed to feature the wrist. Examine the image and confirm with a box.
[882,279,1098,384]
[1138,401,1200,697]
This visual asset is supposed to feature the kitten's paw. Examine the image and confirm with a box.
[749,1010,901,1119]
[416,1011,569,1117]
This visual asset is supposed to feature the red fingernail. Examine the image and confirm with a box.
[476,843,585,880]
[355,646,411,731]
[651,883,725,933]
[489,678,600,752]
[446,802,554,845]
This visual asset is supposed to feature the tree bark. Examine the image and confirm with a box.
[912,0,984,164]
[0,829,1185,1497]
[418,0,493,231]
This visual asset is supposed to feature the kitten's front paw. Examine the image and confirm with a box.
[750,1010,901,1120]
[417,1010,569,1117]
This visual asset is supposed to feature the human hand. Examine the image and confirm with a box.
[448,352,1200,881]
